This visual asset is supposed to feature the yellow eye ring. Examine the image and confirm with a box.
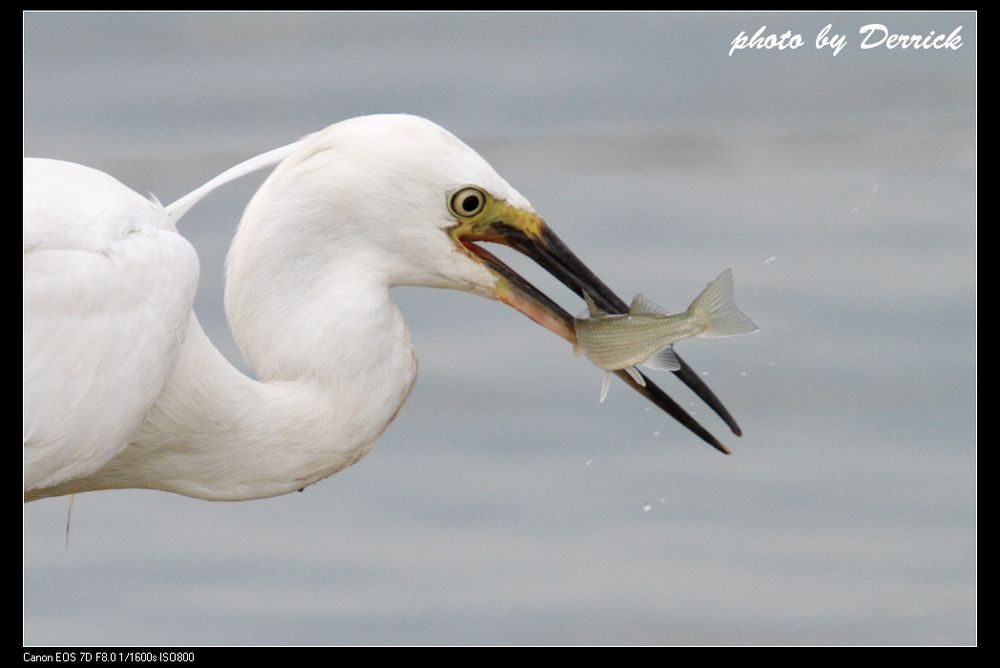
[449,187,487,218]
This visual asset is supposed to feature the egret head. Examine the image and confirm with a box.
[233,114,623,345]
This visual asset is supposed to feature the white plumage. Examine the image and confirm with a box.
[23,159,199,492]
[23,114,739,502]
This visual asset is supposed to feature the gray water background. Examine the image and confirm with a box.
[24,12,976,645]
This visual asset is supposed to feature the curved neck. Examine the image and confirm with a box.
[39,294,417,502]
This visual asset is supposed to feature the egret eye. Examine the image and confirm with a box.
[449,187,486,218]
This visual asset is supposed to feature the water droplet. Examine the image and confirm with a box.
[850,206,859,214]
[585,458,593,466]
[763,255,776,265]
[740,371,748,377]
[869,183,879,194]
[642,503,652,512]
[644,406,651,412]
[653,430,660,436]
[658,498,666,504]
[700,370,709,377]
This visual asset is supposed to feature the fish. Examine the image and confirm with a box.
[572,269,758,402]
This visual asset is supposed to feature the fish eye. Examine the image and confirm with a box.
[449,187,487,218]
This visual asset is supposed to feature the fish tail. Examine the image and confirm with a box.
[688,269,758,337]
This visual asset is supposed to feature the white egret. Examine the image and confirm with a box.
[23,114,741,502]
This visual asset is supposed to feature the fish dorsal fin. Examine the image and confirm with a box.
[583,291,607,318]
[642,345,681,371]
[629,294,666,316]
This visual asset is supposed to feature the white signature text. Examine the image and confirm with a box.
[729,24,963,57]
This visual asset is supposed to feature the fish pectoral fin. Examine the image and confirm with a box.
[624,366,646,387]
[642,345,681,371]
[599,372,612,403]
[629,294,667,316]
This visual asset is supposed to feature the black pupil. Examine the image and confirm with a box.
[461,194,480,213]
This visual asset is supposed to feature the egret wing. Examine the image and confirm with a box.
[23,159,199,493]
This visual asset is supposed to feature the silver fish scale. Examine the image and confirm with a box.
[574,312,705,370]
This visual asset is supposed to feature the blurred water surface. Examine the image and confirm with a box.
[24,12,975,645]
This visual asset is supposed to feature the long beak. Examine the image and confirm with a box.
[453,208,741,455]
